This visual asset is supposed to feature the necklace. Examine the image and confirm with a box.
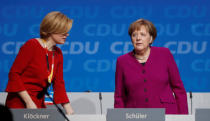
[133,48,151,61]
[42,39,54,84]
[134,55,147,60]
[133,51,148,60]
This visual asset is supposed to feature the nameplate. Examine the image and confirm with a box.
[10,109,65,121]
[195,109,210,121]
[107,108,165,121]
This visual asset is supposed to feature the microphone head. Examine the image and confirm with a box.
[85,90,92,92]
[190,91,193,98]
[37,89,46,99]
[37,82,51,99]
[99,92,102,100]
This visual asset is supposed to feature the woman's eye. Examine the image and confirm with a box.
[132,33,138,37]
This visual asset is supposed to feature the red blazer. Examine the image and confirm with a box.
[5,39,69,108]
[114,47,188,114]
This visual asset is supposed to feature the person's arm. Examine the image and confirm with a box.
[6,40,35,92]
[18,90,37,109]
[166,48,188,114]
[114,58,125,108]
[53,48,74,114]
[62,102,74,115]
[6,40,37,108]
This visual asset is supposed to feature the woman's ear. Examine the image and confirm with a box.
[150,36,153,43]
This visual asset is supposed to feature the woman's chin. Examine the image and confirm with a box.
[56,40,65,44]
[135,47,144,51]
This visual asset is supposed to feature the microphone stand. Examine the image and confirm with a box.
[99,92,103,115]
[45,91,70,121]
[190,91,193,115]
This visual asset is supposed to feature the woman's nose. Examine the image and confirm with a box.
[136,35,141,40]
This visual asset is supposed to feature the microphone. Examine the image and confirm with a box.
[99,92,103,114]
[37,82,70,121]
[190,91,193,115]
[45,91,70,121]
[85,90,92,93]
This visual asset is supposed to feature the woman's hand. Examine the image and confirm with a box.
[62,103,74,115]
[18,90,37,109]
[26,101,37,109]
[68,104,74,115]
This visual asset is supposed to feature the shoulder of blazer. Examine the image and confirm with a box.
[151,46,170,53]
[151,46,172,57]
[117,51,132,62]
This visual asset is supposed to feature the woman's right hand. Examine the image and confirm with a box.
[18,90,37,109]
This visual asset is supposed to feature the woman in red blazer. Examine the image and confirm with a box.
[5,11,74,115]
[114,19,188,114]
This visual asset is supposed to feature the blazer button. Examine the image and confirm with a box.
[144,88,147,92]
[144,79,147,82]
[145,98,149,102]
[142,70,145,74]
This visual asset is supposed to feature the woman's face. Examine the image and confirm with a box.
[50,32,69,44]
[131,25,152,53]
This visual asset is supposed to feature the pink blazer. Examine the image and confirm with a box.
[114,47,188,114]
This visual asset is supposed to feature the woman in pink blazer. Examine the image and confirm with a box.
[114,19,188,114]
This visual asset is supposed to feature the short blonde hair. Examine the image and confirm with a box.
[128,19,157,44]
[40,11,73,39]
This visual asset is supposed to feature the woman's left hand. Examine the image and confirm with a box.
[62,103,74,115]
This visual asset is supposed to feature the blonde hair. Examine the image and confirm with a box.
[128,19,157,44]
[40,11,73,39]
